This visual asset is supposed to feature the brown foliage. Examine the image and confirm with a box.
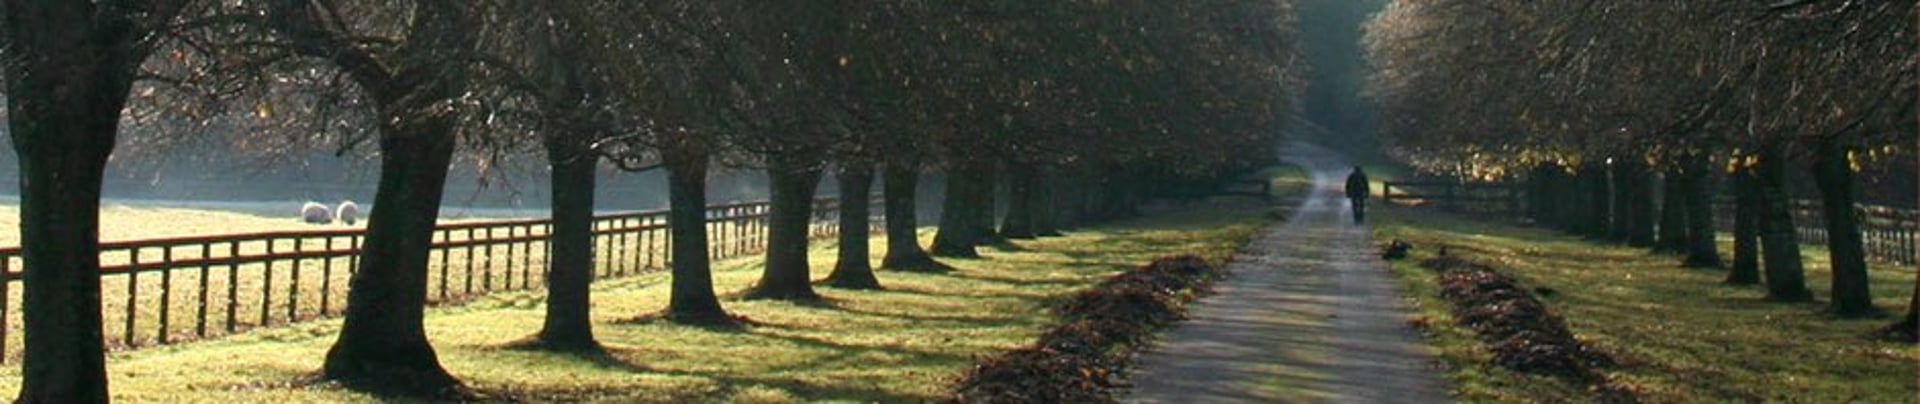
[1423,256,1622,393]
[948,255,1220,403]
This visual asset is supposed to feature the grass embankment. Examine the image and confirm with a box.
[1373,207,1920,402]
[0,205,1270,401]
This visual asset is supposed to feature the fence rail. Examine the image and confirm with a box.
[1712,199,1920,266]
[0,196,881,363]
[1384,180,1918,267]
[1380,181,1525,215]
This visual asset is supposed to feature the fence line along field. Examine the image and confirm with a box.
[0,198,871,362]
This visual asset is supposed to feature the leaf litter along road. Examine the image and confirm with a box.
[1126,143,1448,403]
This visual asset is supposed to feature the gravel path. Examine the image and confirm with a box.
[1124,143,1449,403]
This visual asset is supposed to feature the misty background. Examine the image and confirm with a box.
[0,2,1391,219]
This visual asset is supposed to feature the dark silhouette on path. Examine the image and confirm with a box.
[1126,143,1446,403]
[1346,166,1370,224]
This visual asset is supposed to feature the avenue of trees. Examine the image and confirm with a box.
[0,0,1299,400]
[1365,1,1916,334]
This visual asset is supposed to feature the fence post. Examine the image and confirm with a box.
[197,244,210,338]
[438,229,451,302]
[2,255,11,363]
[159,246,173,344]
[227,242,239,333]
[483,227,495,292]
[261,240,274,327]
[289,238,302,322]
[321,237,334,316]
[126,248,140,347]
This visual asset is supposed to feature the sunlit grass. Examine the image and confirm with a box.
[0,205,690,358]
[1262,164,1313,202]
[0,204,1271,402]
[1372,206,1920,402]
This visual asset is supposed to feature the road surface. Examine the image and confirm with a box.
[1125,143,1449,403]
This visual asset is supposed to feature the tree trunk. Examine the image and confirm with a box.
[1000,161,1037,239]
[1811,137,1872,316]
[1727,168,1763,285]
[1055,170,1086,228]
[1583,164,1612,239]
[746,155,825,300]
[1532,165,1573,229]
[1624,162,1659,247]
[880,161,941,271]
[1032,167,1063,237]
[1655,169,1689,253]
[536,137,598,350]
[1682,154,1723,268]
[1609,160,1634,242]
[1555,168,1583,232]
[663,143,731,325]
[932,164,982,258]
[974,162,1003,244]
[1888,278,1919,342]
[1756,143,1812,302]
[827,164,881,289]
[6,8,145,398]
[322,114,463,397]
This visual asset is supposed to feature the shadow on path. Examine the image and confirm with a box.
[1124,142,1448,403]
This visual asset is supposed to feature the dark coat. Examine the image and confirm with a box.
[1345,170,1370,200]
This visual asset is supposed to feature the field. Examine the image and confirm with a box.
[1372,206,1920,402]
[0,204,665,357]
[0,203,360,245]
[0,203,1272,401]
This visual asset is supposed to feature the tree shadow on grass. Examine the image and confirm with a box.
[492,339,651,374]
[826,304,1031,326]
[488,342,935,402]
[613,310,759,333]
[947,268,1105,288]
[206,365,504,402]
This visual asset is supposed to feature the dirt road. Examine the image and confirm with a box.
[1125,143,1448,403]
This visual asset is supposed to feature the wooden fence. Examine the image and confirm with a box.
[0,196,879,362]
[1712,200,1920,266]
[1380,181,1526,215]
[1385,180,1918,266]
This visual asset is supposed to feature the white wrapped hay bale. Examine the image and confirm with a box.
[335,200,360,225]
[301,202,333,224]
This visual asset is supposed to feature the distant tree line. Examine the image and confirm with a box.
[0,0,1300,400]
[1364,2,1916,335]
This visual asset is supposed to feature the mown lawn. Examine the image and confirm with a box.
[0,204,358,245]
[0,204,624,356]
[1372,206,1920,402]
[0,205,1271,402]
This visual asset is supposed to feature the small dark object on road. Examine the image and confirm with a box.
[1382,239,1413,260]
[1533,287,1558,297]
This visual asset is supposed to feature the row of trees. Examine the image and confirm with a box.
[1364,2,1915,333]
[1,0,1299,401]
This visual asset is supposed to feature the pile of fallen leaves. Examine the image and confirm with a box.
[1423,256,1631,400]
[948,255,1219,403]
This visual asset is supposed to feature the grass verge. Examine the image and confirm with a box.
[0,205,1269,402]
[1373,206,1920,402]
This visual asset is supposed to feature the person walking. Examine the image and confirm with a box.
[1345,166,1370,224]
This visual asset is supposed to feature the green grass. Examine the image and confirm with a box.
[0,204,362,245]
[1372,206,1920,402]
[0,205,678,356]
[1261,164,1313,202]
[0,205,1272,402]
